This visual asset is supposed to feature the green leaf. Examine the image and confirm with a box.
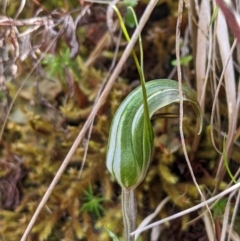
[209,7,219,26]
[171,55,193,66]
[124,0,138,7]
[125,8,136,28]
[223,136,237,184]
[105,227,120,241]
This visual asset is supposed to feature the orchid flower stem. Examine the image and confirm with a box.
[122,189,136,241]
[107,5,202,241]
[112,6,145,240]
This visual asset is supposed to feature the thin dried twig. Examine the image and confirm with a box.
[216,0,240,42]
[196,0,210,109]
[134,197,170,240]
[14,0,26,19]
[0,17,50,26]
[212,35,237,186]
[176,0,215,237]
[227,190,240,241]
[202,209,215,241]
[131,181,240,236]
[220,189,236,241]
[191,0,211,159]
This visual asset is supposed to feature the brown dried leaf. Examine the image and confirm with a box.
[63,15,79,59]
[216,0,240,42]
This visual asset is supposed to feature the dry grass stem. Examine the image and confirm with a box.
[134,197,170,240]
[202,206,215,241]
[176,0,214,234]
[132,181,240,236]
[14,0,26,19]
[196,0,210,109]
[226,190,240,241]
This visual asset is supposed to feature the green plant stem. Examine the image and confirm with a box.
[111,6,150,124]
[223,136,237,184]
[112,6,148,240]
[122,188,136,241]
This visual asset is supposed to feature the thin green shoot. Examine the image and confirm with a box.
[171,55,193,66]
[223,137,237,184]
[209,6,219,27]
[112,5,151,147]
[105,227,120,241]
[111,6,150,241]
